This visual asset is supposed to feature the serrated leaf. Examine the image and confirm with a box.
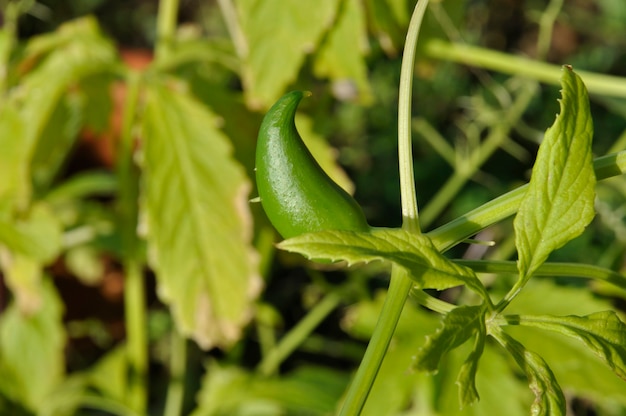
[0,278,66,412]
[278,228,487,296]
[509,311,626,381]
[142,81,261,349]
[514,67,595,281]
[414,305,485,374]
[496,331,566,416]
[236,0,337,108]
[456,312,486,408]
[313,0,372,103]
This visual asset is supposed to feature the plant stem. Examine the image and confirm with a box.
[338,270,412,415]
[117,71,147,413]
[339,2,430,414]
[163,329,187,416]
[123,261,148,413]
[428,150,626,253]
[156,0,179,62]
[397,1,427,235]
[257,290,342,376]
[423,39,626,98]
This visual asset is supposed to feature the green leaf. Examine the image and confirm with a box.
[413,305,485,374]
[191,361,348,416]
[456,313,486,408]
[313,0,372,103]
[278,228,487,296]
[30,91,84,192]
[0,278,66,412]
[142,81,261,349]
[0,17,117,214]
[236,0,337,108]
[499,280,626,406]
[0,203,62,263]
[514,67,596,281]
[0,104,29,212]
[87,345,128,402]
[495,331,566,416]
[507,311,626,381]
[17,17,118,152]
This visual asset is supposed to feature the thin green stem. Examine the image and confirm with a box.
[398,0,429,234]
[339,2,430,414]
[423,39,626,98]
[536,0,564,59]
[216,0,248,60]
[409,288,455,314]
[257,291,342,377]
[338,269,413,416]
[156,0,179,62]
[428,150,626,253]
[163,330,187,416]
[117,71,147,413]
[456,259,626,291]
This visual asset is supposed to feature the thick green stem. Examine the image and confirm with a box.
[117,72,147,413]
[338,270,412,416]
[257,291,342,376]
[428,150,626,253]
[339,2,430,414]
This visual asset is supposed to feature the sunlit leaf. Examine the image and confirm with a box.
[0,278,66,411]
[314,0,372,103]
[495,331,566,416]
[507,312,626,381]
[142,81,261,349]
[514,67,595,281]
[278,228,487,296]
[235,0,337,108]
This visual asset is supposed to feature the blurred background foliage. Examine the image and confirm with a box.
[1,0,626,414]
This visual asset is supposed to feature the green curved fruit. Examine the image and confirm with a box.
[255,91,369,239]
